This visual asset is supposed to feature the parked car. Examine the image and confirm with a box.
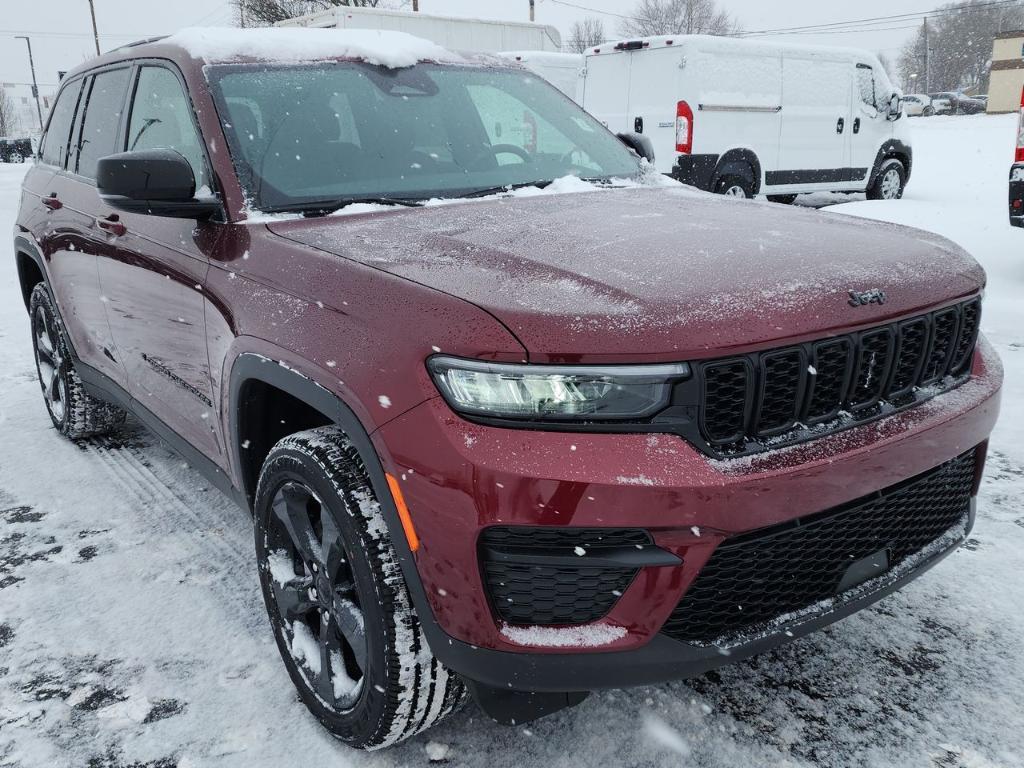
[0,137,33,163]
[519,36,911,202]
[902,93,936,117]
[929,92,986,115]
[1011,89,1024,227]
[14,28,1001,750]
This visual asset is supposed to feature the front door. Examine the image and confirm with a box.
[849,63,888,188]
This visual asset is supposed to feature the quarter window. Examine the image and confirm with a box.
[75,68,131,180]
[127,67,209,190]
[40,79,84,168]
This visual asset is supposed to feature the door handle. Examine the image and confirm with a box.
[853,117,861,134]
[836,117,845,134]
[97,214,126,237]
[634,116,644,133]
[41,194,62,211]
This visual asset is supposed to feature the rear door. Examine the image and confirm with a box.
[623,46,681,175]
[774,55,852,190]
[582,49,632,136]
[93,62,225,463]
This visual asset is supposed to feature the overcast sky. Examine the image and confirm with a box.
[1,0,926,97]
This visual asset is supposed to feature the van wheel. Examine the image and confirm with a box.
[716,175,753,199]
[867,159,907,201]
[29,284,126,439]
[767,194,798,205]
[254,426,464,749]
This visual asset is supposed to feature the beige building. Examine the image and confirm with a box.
[989,30,1024,113]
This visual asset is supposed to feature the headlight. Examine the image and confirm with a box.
[427,356,690,422]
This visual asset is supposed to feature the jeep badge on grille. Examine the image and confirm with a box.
[848,289,887,307]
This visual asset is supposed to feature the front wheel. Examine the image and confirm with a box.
[767,194,798,205]
[254,426,463,749]
[867,159,907,201]
[716,174,754,199]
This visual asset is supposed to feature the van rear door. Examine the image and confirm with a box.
[582,49,632,137]
[622,45,682,174]
[774,55,852,189]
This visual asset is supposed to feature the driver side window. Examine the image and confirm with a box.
[127,66,209,190]
[857,65,877,110]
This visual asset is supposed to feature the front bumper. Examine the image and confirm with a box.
[372,336,1001,690]
[1010,164,1024,228]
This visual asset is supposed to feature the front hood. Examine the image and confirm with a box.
[268,188,984,362]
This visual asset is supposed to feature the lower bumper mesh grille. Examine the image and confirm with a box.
[661,449,977,646]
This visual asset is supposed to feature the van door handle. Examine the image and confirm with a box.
[634,116,644,133]
[97,214,126,237]
[836,117,845,134]
[853,117,861,134]
[42,194,62,211]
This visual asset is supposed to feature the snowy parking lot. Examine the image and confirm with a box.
[1,114,1022,768]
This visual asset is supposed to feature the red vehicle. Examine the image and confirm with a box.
[13,29,1002,749]
[1011,86,1024,228]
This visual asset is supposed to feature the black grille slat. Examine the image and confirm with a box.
[480,527,650,626]
[755,350,805,435]
[889,319,929,399]
[701,360,751,445]
[804,340,853,423]
[696,300,979,456]
[849,328,895,409]
[922,308,961,384]
[949,299,981,376]
[661,450,976,645]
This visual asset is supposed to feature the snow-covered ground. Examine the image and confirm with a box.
[1,114,1022,768]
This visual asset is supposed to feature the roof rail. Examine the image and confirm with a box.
[108,35,169,53]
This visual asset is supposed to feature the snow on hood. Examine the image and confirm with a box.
[166,27,459,68]
[267,187,985,362]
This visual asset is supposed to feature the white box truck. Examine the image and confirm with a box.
[514,35,911,202]
[276,5,562,54]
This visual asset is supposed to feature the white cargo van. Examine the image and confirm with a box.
[515,36,911,202]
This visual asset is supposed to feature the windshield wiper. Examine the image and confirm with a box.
[264,197,427,217]
[455,180,554,199]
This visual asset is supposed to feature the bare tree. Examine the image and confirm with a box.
[568,18,606,53]
[235,0,391,26]
[897,0,1024,92]
[618,0,738,38]
[0,89,20,137]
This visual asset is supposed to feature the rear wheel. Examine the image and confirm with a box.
[29,283,125,439]
[867,159,907,201]
[923,106,935,117]
[716,175,753,199]
[254,426,463,749]
[767,194,798,205]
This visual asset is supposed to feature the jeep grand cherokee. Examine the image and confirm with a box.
[13,28,1002,749]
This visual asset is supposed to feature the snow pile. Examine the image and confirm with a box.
[167,26,458,68]
[499,623,627,648]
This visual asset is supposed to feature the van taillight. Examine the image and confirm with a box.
[1017,87,1024,163]
[676,101,693,155]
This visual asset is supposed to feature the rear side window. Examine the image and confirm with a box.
[126,66,209,190]
[40,79,84,168]
[75,68,131,180]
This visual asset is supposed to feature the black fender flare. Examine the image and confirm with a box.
[14,233,48,311]
[712,149,762,195]
[227,351,450,656]
[869,140,913,188]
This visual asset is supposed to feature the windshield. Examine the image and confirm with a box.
[207,62,641,212]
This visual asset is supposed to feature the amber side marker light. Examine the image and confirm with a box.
[386,473,420,552]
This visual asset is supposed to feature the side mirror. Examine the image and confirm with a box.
[616,132,656,165]
[97,149,220,219]
[888,93,903,121]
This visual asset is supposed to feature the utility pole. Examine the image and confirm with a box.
[529,0,535,22]
[87,0,101,57]
[922,17,929,93]
[15,36,43,131]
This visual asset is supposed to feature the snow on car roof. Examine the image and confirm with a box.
[165,27,462,68]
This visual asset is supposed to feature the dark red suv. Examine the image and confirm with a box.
[13,28,1002,749]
